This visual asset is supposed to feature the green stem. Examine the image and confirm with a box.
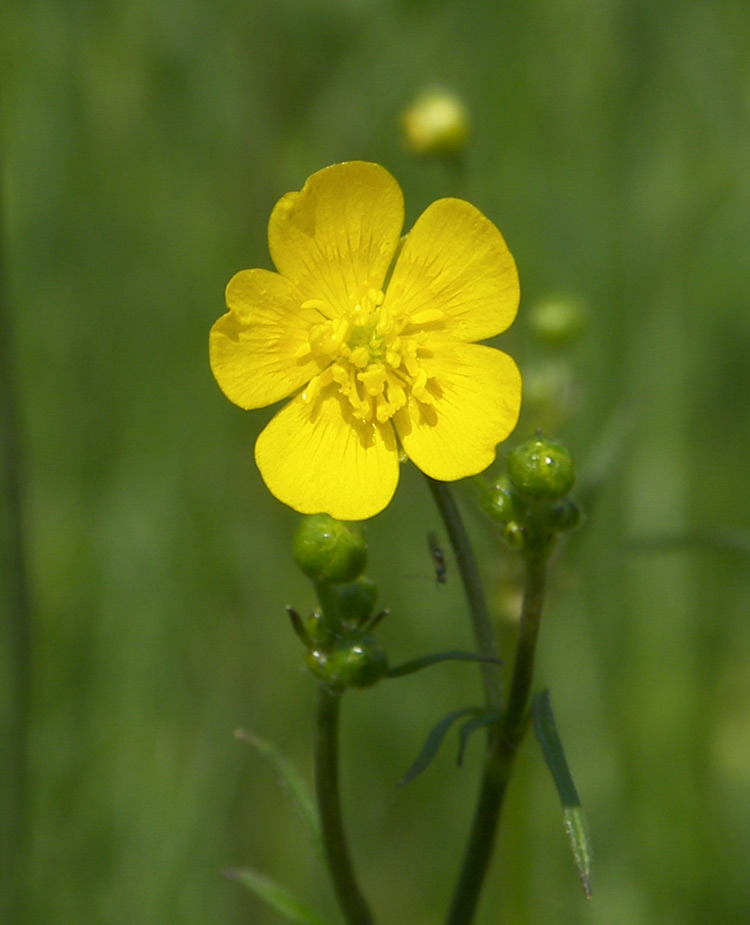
[503,554,547,731]
[427,474,550,925]
[447,552,548,924]
[0,154,31,925]
[315,685,374,925]
[426,478,503,712]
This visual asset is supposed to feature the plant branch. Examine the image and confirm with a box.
[425,477,504,712]
[315,685,374,925]
[0,150,32,925]
[426,475,550,925]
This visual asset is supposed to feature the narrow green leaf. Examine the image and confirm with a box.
[224,868,331,925]
[532,689,593,898]
[398,707,480,786]
[234,729,322,853]
[387,650,501,678]
[457,710,499,766]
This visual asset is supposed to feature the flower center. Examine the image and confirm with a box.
[295,288,443,424]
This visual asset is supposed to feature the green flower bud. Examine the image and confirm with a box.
[330,576,378,624]
[480,475,523,524]
[528,296,588,348]
[293,514,367,584]
[401,89,470,157]
[506,436,575,501]
[521,361,575,433]
[503,521,525,550]
[306,634,389,690]
[548,498,582,533]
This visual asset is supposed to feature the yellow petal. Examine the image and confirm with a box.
[254,391,400,520]
[209,269,323,409]
[268,162,404,314]
[385,198,519,342]
[394,342,521,481]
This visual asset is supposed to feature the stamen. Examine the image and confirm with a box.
[358,366,387,396]
[298,289,437,423]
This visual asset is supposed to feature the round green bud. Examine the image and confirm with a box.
[506,436,575,501]
[400,89,470,157]
[306,634,389,690]
[293,514,367,584]
[503,521,525,550]
[548,499,582,533]
[480,476,523,524]
[330,576,378,624]
[528,296,588,348]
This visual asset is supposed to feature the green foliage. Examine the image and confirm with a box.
[398,707,488,787]
[3,0,750,922]
[224,869,331,925]
[233,729,322,855]
[387,650,501,679]
[533,690,593,899]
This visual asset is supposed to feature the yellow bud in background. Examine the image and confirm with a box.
[527,296,588,349]
[401,89,471,157]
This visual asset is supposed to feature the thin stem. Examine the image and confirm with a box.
[446,552,548,924]
[315,685,374,925]
[503,555,547,730]
[0,149,32,925]
[426,477,504,712]
[444,748,512,925]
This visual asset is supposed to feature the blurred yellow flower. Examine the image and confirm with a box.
[210,161,521,520]
[401,88,471,157]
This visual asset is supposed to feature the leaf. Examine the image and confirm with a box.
[456,710,499,766]
[387,650,501,678]
[234,729,322,854]
[532,689,593,898]
[224,868,331,925]
[398,707,481,786]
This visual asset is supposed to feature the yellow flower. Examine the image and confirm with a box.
[401,88,471,157]
[210,161,521,520]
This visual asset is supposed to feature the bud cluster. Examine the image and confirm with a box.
[480,435,581,559]
[290,514,388,691]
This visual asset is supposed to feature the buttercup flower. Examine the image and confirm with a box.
[401,88,471,157]
[210,161,521,520]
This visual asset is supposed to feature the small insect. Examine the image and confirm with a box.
[427,531,448,584]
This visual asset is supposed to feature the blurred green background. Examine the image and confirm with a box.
[2,0,750,922]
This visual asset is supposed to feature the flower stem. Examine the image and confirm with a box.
[425,478,503,712]
[503,554,547,733]
[426,478,550,925]
[0,173,31,925]
[445,551,547,924]
[315,684,374,925]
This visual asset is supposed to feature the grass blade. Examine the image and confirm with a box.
[532,689,593,898]
[224,868,331,925]
[235,729,321,853]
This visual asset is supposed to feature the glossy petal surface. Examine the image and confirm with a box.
[255,390,400,520]
[394,342,522,481]
[268,161,404,312]
[210,269,322,409]
[385,198,519,342]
